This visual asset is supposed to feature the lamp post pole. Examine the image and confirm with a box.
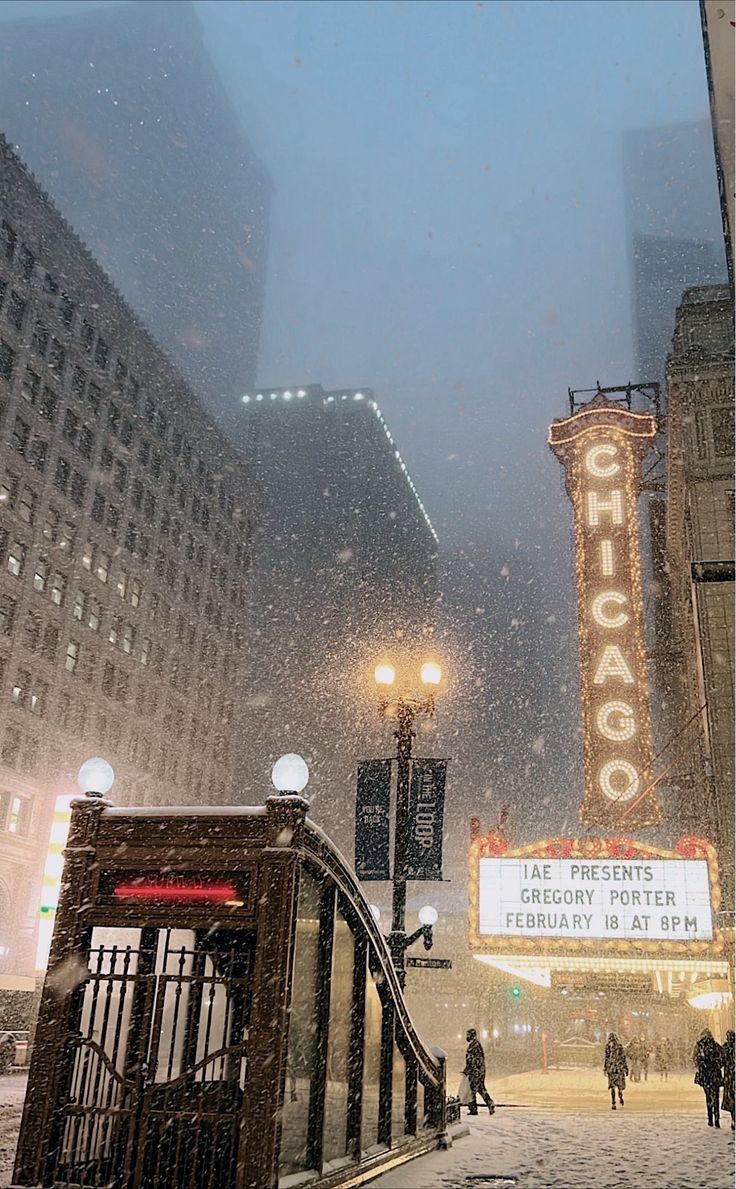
[390,699,415,988]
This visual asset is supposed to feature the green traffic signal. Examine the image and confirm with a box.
[510,984,522,1000]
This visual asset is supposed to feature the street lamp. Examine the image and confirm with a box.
[271,753,310,795]
[77,757,114,801]
[373,657,443,987]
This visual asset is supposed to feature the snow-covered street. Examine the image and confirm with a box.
[370,1109,735,1189]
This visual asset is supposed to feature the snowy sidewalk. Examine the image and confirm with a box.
[369,1109,735,1188]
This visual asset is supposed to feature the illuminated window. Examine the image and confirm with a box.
[81,542,94,571]
[141,636,152,666]
[96,551,110,584]
[122,624,134,655]
[17,486,36,525]
[7,795,31,836]
[50,573,66,607]
[73,590,85,621]
[130,578,142,608]
[87,598,101,632]
[33,558,50,593]
[65,641,80,673]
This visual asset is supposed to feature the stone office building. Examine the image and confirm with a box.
[0,137,255,981]
[664,285,734,897]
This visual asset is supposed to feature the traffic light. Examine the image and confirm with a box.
[510,983,523,1001]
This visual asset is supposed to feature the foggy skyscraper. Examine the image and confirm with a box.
[0,0,272,408]
[623,121,727,385]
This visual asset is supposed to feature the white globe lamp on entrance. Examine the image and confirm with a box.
[77,757,115,799]
[271,753,310,795]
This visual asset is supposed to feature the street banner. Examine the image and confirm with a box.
[405,759,447,880]
[355,760,391,880]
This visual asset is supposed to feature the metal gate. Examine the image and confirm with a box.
[52,927,253,1189]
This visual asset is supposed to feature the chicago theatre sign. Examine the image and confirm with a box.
[548,398,660,828]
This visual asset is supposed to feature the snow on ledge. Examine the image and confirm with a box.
[102,806,268,817]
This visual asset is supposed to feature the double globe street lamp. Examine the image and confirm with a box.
[373,657,443,987]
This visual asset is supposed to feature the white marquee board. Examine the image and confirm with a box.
[478,856,713,942]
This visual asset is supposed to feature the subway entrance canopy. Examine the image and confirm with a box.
[468,833,729,992]
[13,796,449,1189]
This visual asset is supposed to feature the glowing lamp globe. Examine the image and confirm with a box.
[271,753,309,794]
[418,905,438,926]
[374,663,396,687]
[420,661,442,686]
[369,905,381,922]
[77,757,114,797]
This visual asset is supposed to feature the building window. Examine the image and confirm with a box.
[42,623,59,661]
[108,403,121,436]
[95,336,108,370]
[30,681,47,716]
[29,437,48,473]
[72,365,86,400]
[65,640,80,673]
[11,416,30,456]
[100,446,113,473]
[712,406,735,458]
[0,339,15,382]
[141,636,152,666]
[130,578,142,608]
[33,558,50,593]
[48,338,65,372]
[88,382,102,414]
[80,319,95,353]
[60,521,76,553]
[1,219,17,262]
[81,541,94,571]
[145,491,156,520]
[21,367,40,405]
[17,486,36,525]
[54,457,70,494]
[7,541,26,577]
[11,669,29,705]
[18,245,35,281]
[0,473,18,508]
[122,624,134,655]
[102,660,116,698]
[108,616,120,647]
[78,425,95,460]
[96,551,110,584]
[7,795,31,836]
[60,294,75,327]
[39,386,58,422]
[73,590,85,621]
[23,610,41,652]
[139,440,150,468]
[106,505,120,536]
[63,408,79,445]
[87,597,101,632]
[0,593,17,635]
[43,508,59,544]
[132,478,143,511]
[50,572,66,607]
[31,321,49,358]
[121,417,134,447]
[70,471,86,506]
[7,290,26,333]
[113,459,128,493]
[92,489,105,523]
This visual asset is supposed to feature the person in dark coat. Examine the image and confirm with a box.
[693,1029,724,1128]
[0,1032,16,1075]
[721,1031,735,1131]
[463,1028,495,1115]
[603,1032,628,1110]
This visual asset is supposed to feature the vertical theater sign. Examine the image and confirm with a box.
[548,398,660,829]
[467,393,728,1003]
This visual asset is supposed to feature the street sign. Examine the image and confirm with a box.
[404,758,447,880]
[405,956,452,970]
[355,760,392,880]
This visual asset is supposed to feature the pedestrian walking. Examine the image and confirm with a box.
[693,1029,724,1128]
[626,1036,643,1083]
[720,1030,734,1131]
[463,1028,495,1116]
[604,1032,628,1110]
[641,1036,651,1082]
[0,1032,16,1075]
[655,1037,673,1081]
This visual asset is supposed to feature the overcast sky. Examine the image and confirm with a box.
[0,0,719,555]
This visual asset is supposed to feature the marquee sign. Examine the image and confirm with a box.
[468,834,725,959]
[549,400,660,827]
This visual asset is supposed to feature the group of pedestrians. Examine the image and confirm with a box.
[604,1029,735,1129]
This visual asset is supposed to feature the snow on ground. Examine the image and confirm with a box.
[370,1110,735,1189]
[0,1075,26,1189]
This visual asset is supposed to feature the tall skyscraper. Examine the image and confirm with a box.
[0,0,272,407]
[623,122,727,385]
[228,386,439,854]
[0,136,255,979]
